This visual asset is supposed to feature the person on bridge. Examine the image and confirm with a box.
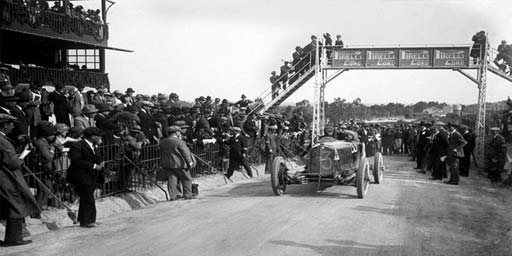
[335,35,344,48]
[494,40,508,72]
[270,71,279,99]
[444,122,467,185]
[485,127,506,183]
[279,61,292,90]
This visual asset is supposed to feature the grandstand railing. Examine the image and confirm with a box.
[7,65,109,88]
[0,0,108,43]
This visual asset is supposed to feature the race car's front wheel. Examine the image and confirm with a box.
[270,156,288,196]
[356,157,370,198]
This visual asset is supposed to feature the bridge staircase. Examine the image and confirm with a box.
[250,52,316,115]
[487,48,512,83]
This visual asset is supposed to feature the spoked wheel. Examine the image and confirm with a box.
[373,152,384,184]
[270,156,288,196]
[356,157,370,198]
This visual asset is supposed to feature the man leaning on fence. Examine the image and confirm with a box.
[0,114,40,247]
[159,125,196,201]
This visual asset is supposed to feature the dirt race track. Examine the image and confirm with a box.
[2,155,512,256]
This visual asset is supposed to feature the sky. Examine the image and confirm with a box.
[91,0,512,105]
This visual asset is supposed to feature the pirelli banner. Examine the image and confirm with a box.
[331,47,471,69]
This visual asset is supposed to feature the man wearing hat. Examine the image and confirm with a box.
[279,61,291,90]
[485,127,506,182]
[138,101,158,142]
[4,96,29,150]
[226,126,253,179]
[74,104,98,130]
[415,124,430,171]
[292,46,303,70]
[459,125,476,177]
[122,88,135,107]
[67,127,106,228]
[32,123,59,208]
[264,124,280,174]
[430,122,449,180]
[270,71,280,99]
[94,103,116,144]
[335,35,344,48]
[159,126,196,200]
[49,84,71,126]
[445,122,467,185]
[0,114,40,246]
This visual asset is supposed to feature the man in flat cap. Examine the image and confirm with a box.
[279,61,291,90]
[485,127,506,182]
[0,114,40,246]
[226,126,253,179]
[66,127,106,228]
[444,122,467,185]
[159,126,196,200]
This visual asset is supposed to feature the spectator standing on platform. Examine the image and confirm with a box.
[74,104,97,130]
[335,35,344,48]
[324,33,333,59]
[279,61,291,90]
[159,126,196,200]
[66,127,106,228]
[49,84,71,126]
[0,114,40,247]
[270,71,279,99]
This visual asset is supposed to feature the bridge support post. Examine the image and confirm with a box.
[475,38,489,169]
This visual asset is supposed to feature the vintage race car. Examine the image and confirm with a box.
[270,137,384,198]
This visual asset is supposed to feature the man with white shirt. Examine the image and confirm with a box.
[66,127,106,228]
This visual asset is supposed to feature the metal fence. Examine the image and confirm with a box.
[22,138,278,207]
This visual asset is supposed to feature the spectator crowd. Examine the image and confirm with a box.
[6,0,103,24]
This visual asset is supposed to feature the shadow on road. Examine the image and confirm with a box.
[208,179,361,200]
[270,239,410,256]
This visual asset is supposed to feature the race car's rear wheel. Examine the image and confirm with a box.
[271,156,288,196]
[356,157,370,198]
[373,152,384,184]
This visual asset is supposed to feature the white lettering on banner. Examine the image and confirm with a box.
[445,60,465,66]
[367,51,395,60]
[401,50,429,60]
[334,51,363,60]
[377,60,394,66]
[343,61,362,66]
[436,50,465,59]
[411,60,430,66]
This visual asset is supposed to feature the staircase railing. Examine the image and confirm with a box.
[248,49,316,115]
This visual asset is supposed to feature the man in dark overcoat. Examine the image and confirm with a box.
[0,114,40,246]
[459,125,476,177]
[226,127,253,179]
[444,122,467,185]
[485,127,506,182]
[430,123,449,180]
[66,127,105,228]
[159,126,196,200]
